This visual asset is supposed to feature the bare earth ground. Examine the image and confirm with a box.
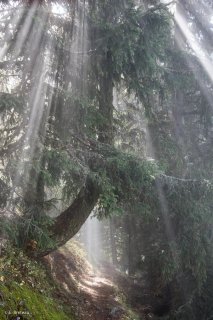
[43,242,153,320]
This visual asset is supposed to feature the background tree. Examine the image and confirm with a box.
[0,1,213,318]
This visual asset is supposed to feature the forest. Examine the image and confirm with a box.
[0,0,213,319]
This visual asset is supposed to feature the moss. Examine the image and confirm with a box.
[0,282,72,319]
[0,247,75,320]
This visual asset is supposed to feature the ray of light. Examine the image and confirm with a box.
[21,7,49,81]
[70,1,107,266]
[145,124,178,248]
[10,2,39,60]
[84,213,103,265]
[145,119,189,277]
[175,35,213,112]
[5,9,54,208]
[0,6,26,60]
[174,4,213,114]
[175,4,213,84]
[144,123,189,301]
[6,1,90,209]
[0,3,43,94]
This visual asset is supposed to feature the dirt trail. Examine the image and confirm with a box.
[43,243,148,320]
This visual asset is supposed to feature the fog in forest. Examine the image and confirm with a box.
[0,1,213,319]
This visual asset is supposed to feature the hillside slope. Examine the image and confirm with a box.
[44,241,156,320]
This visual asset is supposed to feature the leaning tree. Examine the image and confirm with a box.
[0,1,213,316]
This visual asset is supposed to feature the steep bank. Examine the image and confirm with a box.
[0,241,166,320]
[0,246,74,320]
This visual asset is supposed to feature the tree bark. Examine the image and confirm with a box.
[98,51,114,145]
[109,217,118,266]
[50,175,100,249]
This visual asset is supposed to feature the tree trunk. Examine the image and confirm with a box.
[109,217,118,266]
[98,51,114,144]
[50,176,100,249]
[124,214,135,276]
[39,5,115,256]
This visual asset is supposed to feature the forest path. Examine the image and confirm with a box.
[43,241,149,320]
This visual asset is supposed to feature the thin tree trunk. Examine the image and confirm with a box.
[109,217,118,266]
[98,51,114,145]
[124,214,134,276]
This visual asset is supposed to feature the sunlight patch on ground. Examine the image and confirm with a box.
[78,274,115,301]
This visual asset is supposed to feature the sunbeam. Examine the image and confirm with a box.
[0,6,26,60]
[0,2,212,319]
[175,3,213,84]
[5,0,91,208]
[145,124,179,258]
[11,2,38,60]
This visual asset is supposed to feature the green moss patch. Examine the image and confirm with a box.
[0,247,74,320]
[0,282,71,320]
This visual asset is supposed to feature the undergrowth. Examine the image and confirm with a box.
[0,245,74,320]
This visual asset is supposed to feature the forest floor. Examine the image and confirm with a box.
[43,241,156,320]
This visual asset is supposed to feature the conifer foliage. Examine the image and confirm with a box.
[0,1,212,318]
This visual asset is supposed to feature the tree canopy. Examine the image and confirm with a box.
[0,0,213,318]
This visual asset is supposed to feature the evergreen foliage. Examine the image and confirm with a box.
[0,1,212,318]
